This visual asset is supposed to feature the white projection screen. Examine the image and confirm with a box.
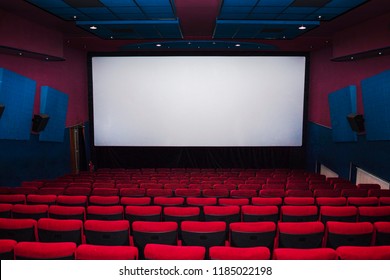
[92,56,306,147]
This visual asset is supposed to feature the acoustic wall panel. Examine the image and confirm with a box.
[328,85,357,142]
[361,69,390,141]
[39,86,69,142]
[0,68,36,140]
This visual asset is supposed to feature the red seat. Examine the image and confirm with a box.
[209,246,270,260]
[285,190,313,197]
[91,188,119,196]
[230,189,257,198]
[120,196,151,206]
[76,244,138,260]
[0,194,26,204]
[336,246,390,260]
[84,220,130,246]
[174,188,201,197]
[186,197,217,207]
[86,205,124,220]
[144,244,205,260]
[277,221,324,249]
[218,198,249,206]
[153,197,185,207]
[358,206,390,222]
[9,187,38,195]
[202,189,229,198]
[341,189,368,197]
[26,194,57,205]
[120,188,146,197]
[237,183,262,191]
[373,222,390,246]
[347,197,379,207]
[241,205,279,223]
[251,197,283,207]
[37,218,84,245]
[357,183,381,190]
[285,182,309,190]
[320,206,358,223]
[56,195,87,207]
[14,242,76,259]
[145,188,173,197]
[88,195,120,206]
[325,221,374,249]
[313,189,340,197]
[163,206,200,224]
[259,189,285,198]
[0,239,17,259]
[181,221,226,249]
[49,205,85,221]
[11,204,48,220]
[273,248,337,260]
[39,187,65,195]
[283,197,315,206]
[281,205,318,222]
[316,197,347,206]
[368,189,390,197]
[0,204,12,218]
[379,197,390,206]
[64,187,91,196]
[0,218,37,241]
[229,221,276,250]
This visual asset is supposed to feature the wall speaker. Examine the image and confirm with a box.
[32,114,50,133]
[0,104,4,118]
[347,114,365,134]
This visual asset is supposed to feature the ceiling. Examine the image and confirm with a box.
[1,0,389,52]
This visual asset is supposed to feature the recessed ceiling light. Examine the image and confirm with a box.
[73,15,77,19]
[298,25,306,30]
[235,44,240,47]
[18,52,23,56]
[318,15,322,19]
[188,42,191,45]
[212,42,216,45]
[156,44,162,47]
[110,36,114,39]
[379,52,382,55]
[90,26,97,30]
[350,56,354,60]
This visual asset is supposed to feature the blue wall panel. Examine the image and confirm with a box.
[328,85,357,142]
[39,86,69,142]
[0,68,36,140]
[361,69,390,141]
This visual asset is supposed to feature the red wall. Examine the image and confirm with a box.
[0,10,88,127]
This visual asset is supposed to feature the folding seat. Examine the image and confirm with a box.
[230,221,276,250]
[238,183,262,191]
[379,197,390,206]
[186,197,217,207]
[241,205,279,223]
[120,196,151,206]
[188,183,212,190]
[76,244,138,260]
[132,221,178,259]
[49,205,85,221]
[0,218,37,241]
[218,198,249,206]
[26,194,57,205]
[56,195,87,207]
[285,182,309,190]
[120,188,146,197]
[313,189,341,197]
[251,197,283,207]
[64,187,91,196]
[163,206,200,230]
[202,189,229,198]
[0,204,12,218]
[341,189,368,198]
[116,183,139,189]
[91,188,119,196]
[84,220,130,246]
[86,205,124,220]
[309,183,333,191]
[285,190,313,197]
[320,206,358,223]
[0,239,17,259]
[261,183,285,190]
[373,222,390,245]
[347,197,379,207]
[224,179,246,187]
[273,248,338,260]
[181,221,226,250]
[214,183,236,191]
[357,183,381,190]
[164,183,186,190]
[283,197,315,206]
[37,218,83,245]
[92,182,115,189]
[67,182,92,188]
[334,182,357,191]
[325,221,374,249]
[88,195,120,206]
[327,177,349,186]
[38,187,65,195]
[153,197,184,207]
[0,187,11,194]
[204,205,240,225]
[144,244,205,260]
[14,241,76,259]
[12,204,48,220]
[9,186,38,195]
[259,189,285,198]
[368,189,390,197]
[209,246,270,260]
[336,246,390,260]
[266,178,286,184]
[245,179,266,185]
[146,188,173,197]
[140,183,163,189]
[280,205,318,222]
[22,181,44,188]
[277,221,324,249]
[358,206,390,222]
[316,197,347,206]
[174,188,201,197]
[0,194,26,204]
[125,205,162,224]
[230,189,257,198]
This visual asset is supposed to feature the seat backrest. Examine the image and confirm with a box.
[273,248,338,260]
[11,204,49,220]
[26,194,57,205]
[347,197,379,207]
[144,244,205,260]
[125,205,162,223]
[38,218,83,244]
[86,205,124,220]
[283,197,315,206]
[76,244,138,260]
[229,221,276,249]
[153,197,185,207]
[0,218,37,242]
[277,221,324,249]
[120,196,151,206]
[281,205,318,222]
[181,221,226,248]
[56,195,87,207]
[0,239,17,260]
[241,205,279,223]
[14,241,76,259]
[336,245,390,260]
[0,194,26,204]
[251,197,283,207]
[358,206,390,222]
[325,221,374,249]
[320,206,358,223]
[84,220,130,246]
[373,222,390,246]
[315,197,347,206]
[88,195,120,206]
[209,246,270,260]
[0,203,12,218]
[49,205,85,220]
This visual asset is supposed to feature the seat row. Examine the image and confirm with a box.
[1,194,390,207]
[1,240,390,260]
[1,219,389,259]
